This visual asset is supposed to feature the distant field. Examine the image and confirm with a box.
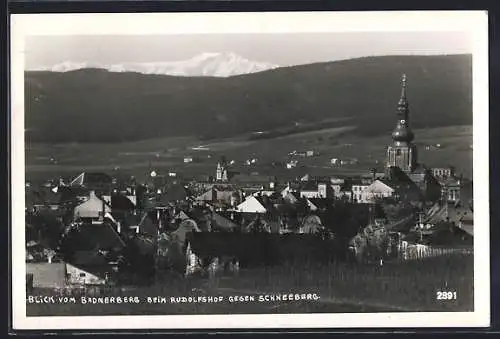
[26,253,473,316]
[24,125,473,183]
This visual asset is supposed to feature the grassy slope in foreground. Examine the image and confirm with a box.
[26,253,473,316]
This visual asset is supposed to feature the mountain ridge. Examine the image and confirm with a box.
[25,54,473,144]
[29,52,280,78]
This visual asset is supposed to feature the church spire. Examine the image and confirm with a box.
[397,73,409,121]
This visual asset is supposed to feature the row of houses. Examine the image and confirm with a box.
[25,157,473,286]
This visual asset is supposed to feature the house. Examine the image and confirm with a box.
[196,185,241,207]
[318,182,334,198]
[330,183,343,197]
[385,166,426,203]
[57,185,90,204]
[441,178,461,203]
[230,173,277,192]
[236,196,268,214]
[286,160,298,169]
[438,176,467,204]
[25,188,62,213]
[26,262,67,289]
[66,257,113,286]
[171,218,202,244]
[299,181,321,199]
[102,192,137,212]
[283,191,302,205]
[432,167,455,179]
[351,180,372,203]
[184,156,194,163]
[119,211,157,236]
[365,180,397,201]
[73,191,111,222]
[335,182,353,201]
[252,190,276,198]
[406,166,442,203]
[60,222,126,285]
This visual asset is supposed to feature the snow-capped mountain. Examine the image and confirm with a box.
[31,52,280,77]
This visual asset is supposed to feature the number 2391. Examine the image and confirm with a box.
[436,291,457,300]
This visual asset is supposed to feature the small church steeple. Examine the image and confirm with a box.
[216,156,228,182]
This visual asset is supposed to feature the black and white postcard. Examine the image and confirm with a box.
[10,11,490,330]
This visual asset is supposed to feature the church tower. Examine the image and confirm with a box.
[216,156,228,182]
[386,74,418,174]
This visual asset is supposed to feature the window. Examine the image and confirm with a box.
[396,149,402,156]
[79,273,86,277]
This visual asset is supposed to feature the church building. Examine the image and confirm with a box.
[385,74,441,203]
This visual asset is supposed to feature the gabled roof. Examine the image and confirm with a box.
[284,191,302,202]
[386,166,422,188]
[63,222,126,252]
[186,206,212,224]
[405,224,473,247]
[175,210,191,221]
[58,186,89,203]
[373,179,398,191]
[236,195,268,213]
[109,193,136,210]
[307,198,335,210]
[211,212,239,230]
[410,164,429,175]
[70,172,113,187]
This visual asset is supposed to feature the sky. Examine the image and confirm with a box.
[25,31,473,69]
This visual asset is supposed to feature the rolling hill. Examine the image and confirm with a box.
[24,54,472,143]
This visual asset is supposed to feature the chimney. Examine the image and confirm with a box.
[100,195,105,221]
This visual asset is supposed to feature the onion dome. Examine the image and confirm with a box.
[392,120,414,143]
